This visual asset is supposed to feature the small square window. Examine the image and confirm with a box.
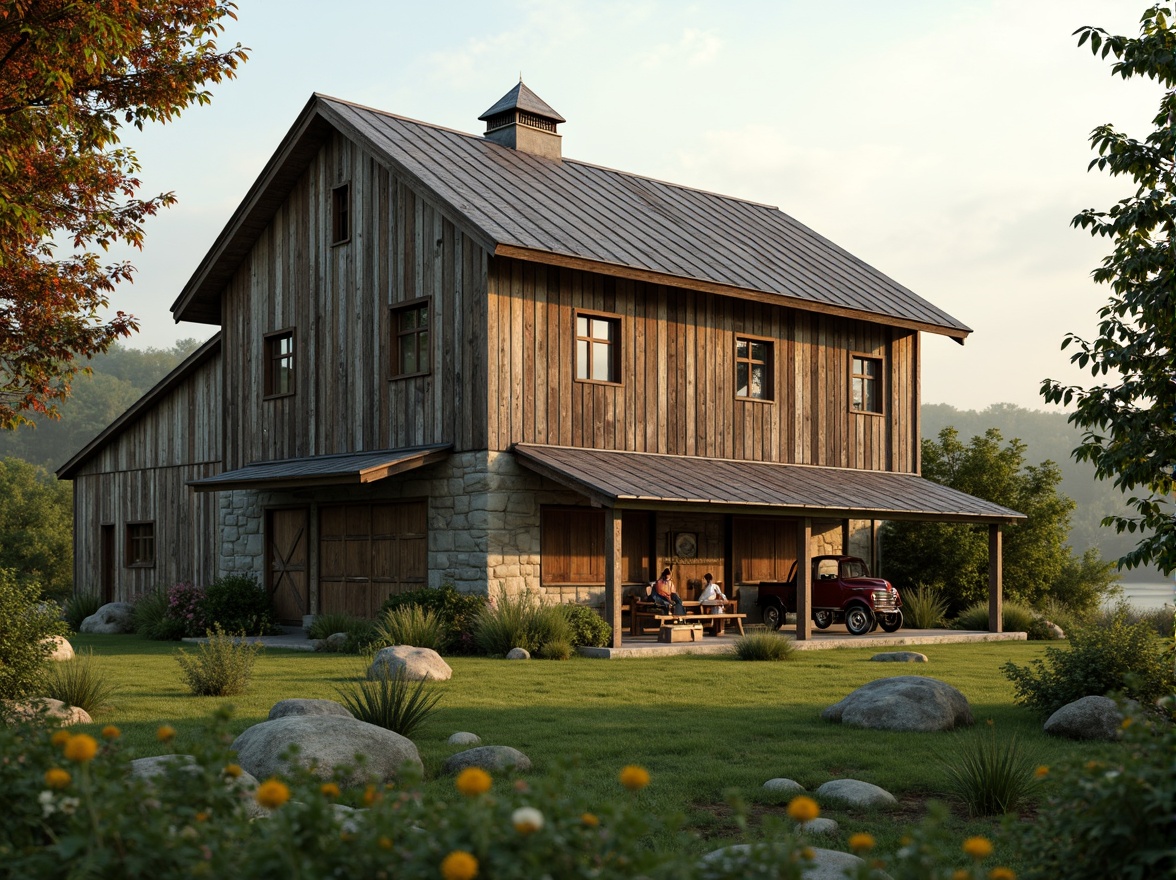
[126,522,155,568]
[391,299,430,377]
[851,355,883,413]
[575,312,621,383]
[332,183,350,245]
[264,330,295,398]
[735,336,773,400]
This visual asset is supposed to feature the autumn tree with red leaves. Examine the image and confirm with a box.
[0,1,246,428]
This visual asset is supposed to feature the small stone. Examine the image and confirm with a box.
[325,632,348,650]
[44,636,74,662]
[869,651,928,663]
[800,817,840,835]
[1043,695,1122,741]
[701,845,890,880]
[367,646,452,681]
[763,778,805,794]
[506,647,530,660]
[442,745,531,775]
[814,779,897,809]
[448,731,482,745]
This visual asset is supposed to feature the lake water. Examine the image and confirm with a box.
[1116,581,1175,610]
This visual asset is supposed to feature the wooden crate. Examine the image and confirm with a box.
[658,623,703,643]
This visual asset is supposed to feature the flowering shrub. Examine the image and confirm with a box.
[166,582,208,637]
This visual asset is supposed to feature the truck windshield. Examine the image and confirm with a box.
[842,560,869,579]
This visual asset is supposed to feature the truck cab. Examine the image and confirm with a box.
[757,555,903,635]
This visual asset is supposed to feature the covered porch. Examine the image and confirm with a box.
[514,444,1025,649]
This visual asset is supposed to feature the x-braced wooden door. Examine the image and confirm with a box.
[267,508,309,625]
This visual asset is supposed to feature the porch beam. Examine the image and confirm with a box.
[988,523,1003,633]
[605,506,624,648]
[796,517,812,640]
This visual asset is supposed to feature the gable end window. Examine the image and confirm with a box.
[264,329,295,398]
[575,312,621,384]
[125,522,155,568]
[391,298,430,378]
[735,336,773,400]
[331,183,350,245]
[851,354,883,414]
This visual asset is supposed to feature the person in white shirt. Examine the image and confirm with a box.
[698,573,727,612]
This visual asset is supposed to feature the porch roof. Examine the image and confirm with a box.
[187,444,451,492]
[513,444,1024,524]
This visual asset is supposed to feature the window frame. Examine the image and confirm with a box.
[389,296,432,380]
[734,333,775,403]
[573,309,623,386]
[125,521,155,569]
[849,352,885,415]
[263,328,296,399]
[331,182,350,246]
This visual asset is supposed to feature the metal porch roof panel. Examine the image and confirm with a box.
[513,444,1024,523]
[188,444,451,492]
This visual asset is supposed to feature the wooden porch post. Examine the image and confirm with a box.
[605,506,624,648]
[796,517,812,640]
[988,523,1003,633]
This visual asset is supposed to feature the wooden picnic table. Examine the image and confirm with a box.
[630,599,745,636]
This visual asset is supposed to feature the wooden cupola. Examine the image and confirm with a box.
[479,80,565,161]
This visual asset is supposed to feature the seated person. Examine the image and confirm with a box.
[697,573,728,612]
[650,567,686,616]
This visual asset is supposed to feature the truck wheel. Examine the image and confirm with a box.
[762,604,783,630]
[844,605,874,635]
[813,610,833,629]
[879,611,903,633]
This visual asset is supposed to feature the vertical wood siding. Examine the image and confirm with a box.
[486,258,919,472]
[220,131,488,470]
[71,355,223,599]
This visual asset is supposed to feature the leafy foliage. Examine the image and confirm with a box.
[535,638,574,660]
[0,458,72,600]
[1040,5,1176,575]
[307,611,376,653]
[166,581,207,637]
[336,667,442,738]
[380,584,486,655]
[559,603,612,647]
[0,2,246,428]
[1001,606,1175,717]
[882,427,1118,615]
[62,592,102,632]
[201,574,276,636]
[132,588,186,641]
[175,625,261,697]
[1015,695,1176,880]
[937,726,1041,817]
[373,605,449,652]
[43,649,119,715]
[733,631,795,661]
[0,568,66,700]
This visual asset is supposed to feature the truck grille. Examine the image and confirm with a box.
[872,591,898,611]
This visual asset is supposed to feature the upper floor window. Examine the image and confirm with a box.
[264,329,295,398]
[575,312,620,383]
[331,183,350,245]
[851,355,883,413]
[391,298,430,378]
[126,522,155,568]
[735,336,772,400]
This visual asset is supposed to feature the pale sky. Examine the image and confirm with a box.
[106,0,1157,412]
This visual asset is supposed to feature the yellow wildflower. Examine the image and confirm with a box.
[785,795,820,823]
[320,782,341,800]
[799,847,815,861]
[363,783,382,807]
[848,833,875,852]
[195,811,210,823]
[223,763,243,778]
[952,870,970,880]
[44,767,71,789]
[618,765,650,791]
[378,835,393,850]
[989,868,1016,880]
[455,767,492,796]
[440,850,479,880]
[101,725,121,740]
[50,729,70,747]
[255,778,290,810]
[63,734,98,763]
[156,725,176,743]
[1121,717,1133,730]
[963,836,993,859]
[1034,765,1049,779]
[580,812,599,827]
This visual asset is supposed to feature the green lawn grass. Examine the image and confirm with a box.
[69,635,1113,867]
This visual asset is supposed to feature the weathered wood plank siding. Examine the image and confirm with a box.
[72,354,222,599]
[220,131,488,471]
[487,257,919,472]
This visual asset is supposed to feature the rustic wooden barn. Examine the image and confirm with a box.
[59,82,1023,642]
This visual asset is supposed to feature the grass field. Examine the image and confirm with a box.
[67,635,1116,865]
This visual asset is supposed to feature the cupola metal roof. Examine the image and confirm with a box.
[478,81,565,123]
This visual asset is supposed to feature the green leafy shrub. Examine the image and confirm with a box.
[201,573,277,635]
[473,589,572,656]
[937,724,1040,817]
[133,588,186,640]
[0,568,66,700]
[336,667,442,737]
[43,649,119,715]
[62,592,102,631]
[1002,607,1175,718]
[373,604,448,652]
[902,583,949,629]
[559,603,611,647]
[1015,695,1176,880]
[953,600,1038,635]
[166,581,207,637]
[380,584,486,654]
[175,625,262,696]
[535,637,573,660]
[733,631,795,661]
[307,611,376,653]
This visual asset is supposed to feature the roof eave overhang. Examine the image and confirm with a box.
[186,446,451,493]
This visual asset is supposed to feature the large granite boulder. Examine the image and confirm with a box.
[822,676,973,732]
[1043,696,1122,741]
[701,844,890,879]
[79,603,135,635]
[870,651,928,663]
[442,745,531,775]
[268,698,353,720]
[129,755,267,818]
[230,715,422,787]
[367,646,452,681]
[6,698,91,725]
[43,636,74,662]
[815,779,897,809]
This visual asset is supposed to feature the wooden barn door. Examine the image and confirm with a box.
[267,508,309,625]
[319,501,427,618]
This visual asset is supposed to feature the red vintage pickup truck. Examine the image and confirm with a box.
[757,555,903,635]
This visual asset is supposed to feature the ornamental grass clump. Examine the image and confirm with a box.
[336,667,442,738]
[62,592,102,632]
[473,588,573,656]
[43,649,119,715]
[373,604,449,652]
[175,624,262,696]
[937,724,1040,817]
[954,600,1038,635]
[733,630,795,661]
[133,588,186,640]
[902,583,950,629]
